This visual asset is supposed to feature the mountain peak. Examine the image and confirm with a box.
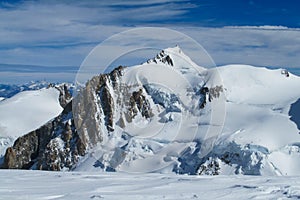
[2,46,300,176]
[144,45,205,71]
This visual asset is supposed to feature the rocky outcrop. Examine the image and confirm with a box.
[199,85,223,108]
[73,66,125,147]
[56,84,72,108]
[147,50,174,66]
[175,142,266,176]
[208,85,223,102]
[2,66,129,170]
[48,83,72,108]
[3,130,39,169]
[2,102,85,171]
[128,88,153,119]
[197,157,221,175]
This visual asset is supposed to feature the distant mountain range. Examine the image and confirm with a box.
[0,81,74,99]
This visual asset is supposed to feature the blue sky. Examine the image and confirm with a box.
[0,0,300,83]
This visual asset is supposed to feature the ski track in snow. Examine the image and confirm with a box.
[0,170,300,200]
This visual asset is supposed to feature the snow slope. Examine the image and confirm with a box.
[219,65,300,150]
[0,88,63,156]
[1,170,300,200]
[204,65,300,175]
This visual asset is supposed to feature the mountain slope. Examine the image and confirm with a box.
[2,47,300,175]
[219,65,300,150]
[0,88,62,138]
[0,88,63,158]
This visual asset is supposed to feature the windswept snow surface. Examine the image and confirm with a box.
[0,88,62,156]
[1,170,300,200]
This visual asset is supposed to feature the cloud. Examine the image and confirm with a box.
[178,26,300,69]
[0,0,193,45]
[0,0,195,66]
[0,0,300,84]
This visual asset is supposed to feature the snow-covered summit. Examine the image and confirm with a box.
[73,47,300,175]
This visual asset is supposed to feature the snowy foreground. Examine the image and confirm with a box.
[1,170,300,200]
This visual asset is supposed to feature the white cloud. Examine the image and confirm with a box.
[0,0,194,67]
[178,27,300,69]
[0,0,300,84]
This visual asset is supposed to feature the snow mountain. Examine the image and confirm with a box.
[0,81,55,99]
[2,46,300,176]
[0,83,72,165]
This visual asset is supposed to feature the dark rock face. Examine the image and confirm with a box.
[129,88,153,119]
[56,84,72,108]
[208,85,223,102]
[2,102,85,170]
[198,86,223,108]
[2,83,72,169]
[2,66,128,170]
[47,83,72,108]
[199,87,209,109]
[289,98,300,133]
[99,83,114,132]
[73,66,125,147]
[197,157,220,176]
[4,130,39,169]
[147,50,174,66]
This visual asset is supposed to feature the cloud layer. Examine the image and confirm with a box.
[0,0,299,83]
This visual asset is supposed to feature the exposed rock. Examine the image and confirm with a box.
[208,85,223,102]
[128,88,153,119]
[73,66,125,146]
[198,86,223,108]
[48,83,72,108]
[147,50,174,66]
[199,87,209,109]
[2,65,127,170]
[57,84,72,108]
[3,131,39,169]
[197,157,221,176]
[99,84,114,132]
[3,147,16,169]
[2,102,86,171]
